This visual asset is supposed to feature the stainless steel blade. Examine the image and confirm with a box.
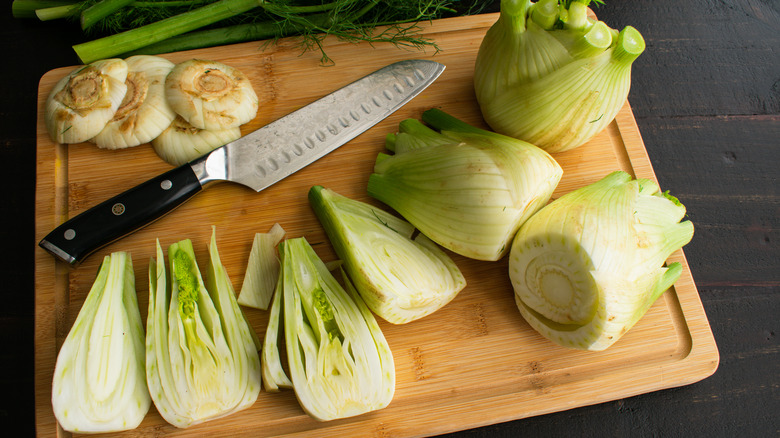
[190,59,445,190]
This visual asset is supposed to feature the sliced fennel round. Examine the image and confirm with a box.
[474,0,645,152]
[309,185,466,324]
[151,115,240,166]
[45,58,128,144]
[93,55,177,149]
[508,171,694,351]
[165,59,258,130]
[51,252,150,433]
[146,228,261,428]
[268,237,395,421]
[367,108,562,261]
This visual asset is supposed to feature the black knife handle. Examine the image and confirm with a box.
[39,164,204,266]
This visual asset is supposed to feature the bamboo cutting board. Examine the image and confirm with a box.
[34,13,719,438]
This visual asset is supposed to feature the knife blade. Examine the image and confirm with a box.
[39,59,445,266]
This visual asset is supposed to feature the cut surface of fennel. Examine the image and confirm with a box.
[51,251,150,433]
[146,227,261,428]
[309,185,466,324]
[508,171,694,351]
[262,237,395,421]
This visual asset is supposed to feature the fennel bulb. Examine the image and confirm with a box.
[263,237,395,421]
[474,0,645,152]
[508,171,694,351]
[309,186,466,324]
[45,58,128,144]
[165,59,258,131]
[93,55,177,149]
[367,108,562,262]
[146,228,261,428]
[52,252,150,433]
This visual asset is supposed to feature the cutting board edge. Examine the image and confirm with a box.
[31,12,719,438]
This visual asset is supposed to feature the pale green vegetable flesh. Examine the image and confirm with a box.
[51,252,150,433]
[238,223,286,310]
[508,171,694,351]
[146,228,261,428]
[474,0,645,153]
[309,185,466,324]
[367,108,563,262]
[269,237,395,421]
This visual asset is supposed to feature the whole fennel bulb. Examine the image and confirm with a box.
[474,0,645,153]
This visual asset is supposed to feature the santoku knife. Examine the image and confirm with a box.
[39,59,445,266]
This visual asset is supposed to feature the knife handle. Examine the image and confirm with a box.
[39,164,203,266]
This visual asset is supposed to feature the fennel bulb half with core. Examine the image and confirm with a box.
[262,237,395,421]
[146,228,261,428]
[508,171,694,351]
[367,108,562,262]
[52,252,150,433]
[309,185,466,324]
[474,0,645,153]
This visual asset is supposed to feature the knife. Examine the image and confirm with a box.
[39,59,445,266]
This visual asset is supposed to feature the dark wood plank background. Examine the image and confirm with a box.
[2,0,777,436]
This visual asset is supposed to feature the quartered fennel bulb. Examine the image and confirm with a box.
[151,115,241,166]
[474,0,645,152]
[165,59,258,130]
[262,237,395,421]
[508,171,694,351]
[146,228,261,428]
[93,55,177,149]
[309,186,466,324]
[52,252,150,433]
[368,109,562,262]
[45,58,128,144]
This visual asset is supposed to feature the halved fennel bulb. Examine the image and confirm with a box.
[51,252,150,433]
[367,108,562,261]
[508,171,694,351]
[45,58,128,144]
[262,237,395,421]
[474,0,645,152]
[146,228,261,428]
[309,185,466,324]
[93,55,177,149]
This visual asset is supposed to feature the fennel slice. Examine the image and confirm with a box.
[151,115,240,166]
[165,59,258,131]
[238,223,286,310]
[45,58,128,144]
[94,55,177,149]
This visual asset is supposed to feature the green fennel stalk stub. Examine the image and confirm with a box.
[367,108,563,262]
[508,171,694,351]
[473,0,645,153]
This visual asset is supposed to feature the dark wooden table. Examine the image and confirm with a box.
[2,1,777,436]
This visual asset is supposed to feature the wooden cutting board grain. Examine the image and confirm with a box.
[34,13,719,438]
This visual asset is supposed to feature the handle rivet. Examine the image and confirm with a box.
[161,179,173,190]
[64,229,76,240]
[112,203,126,216]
